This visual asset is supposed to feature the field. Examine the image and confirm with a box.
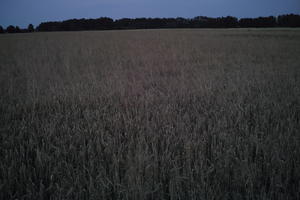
[0,29,299,199]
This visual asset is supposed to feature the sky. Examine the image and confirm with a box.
[0,0,299,28]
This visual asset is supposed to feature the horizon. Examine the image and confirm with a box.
[0,0,300,28]
[2,14,299,30]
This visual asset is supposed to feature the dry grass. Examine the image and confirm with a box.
[0,29,300,199]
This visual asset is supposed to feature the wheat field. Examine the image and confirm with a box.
[0,29,299,199]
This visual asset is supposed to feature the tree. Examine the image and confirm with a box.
[15,26,21,33]
[28,24,34,32]
[6,25,16,33]
[278,14,300,27]
[32,14,300,32]
[37,22,61,32]
[0,25,4,33]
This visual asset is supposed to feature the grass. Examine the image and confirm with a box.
[0,28,299,200]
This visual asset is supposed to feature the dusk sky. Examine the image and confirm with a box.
[0,0,299,28]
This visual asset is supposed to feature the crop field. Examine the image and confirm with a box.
[0,29,299,199]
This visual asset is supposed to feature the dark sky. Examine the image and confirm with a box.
[0,0,299,28]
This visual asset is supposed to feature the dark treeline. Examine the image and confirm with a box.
[1,14,300,33]
[0,24,35,34]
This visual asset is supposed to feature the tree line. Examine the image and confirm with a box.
[0,24,34,33]
[1,14,300,33]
